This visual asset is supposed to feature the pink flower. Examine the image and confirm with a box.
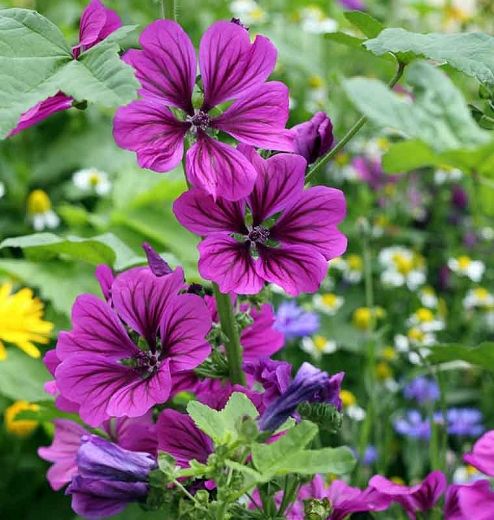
[9,0,121,136]
[464,430,494,477]
[445,480,494,520]
[53,265,211,426]
[113,20,294,201]
[173,146,347,295]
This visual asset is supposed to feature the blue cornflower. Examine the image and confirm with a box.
[403,376,440,404]
[274,301,320,340]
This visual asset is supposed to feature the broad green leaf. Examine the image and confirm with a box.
[0,259,99,315]
[365,29,494,86]
[325,31,366,49]
[344,11,384,38]
[343,61,490,153]
[382,140,440,172]
[186,392,259,446]
[0,8,71,138]
[276,446,356,476]
[15,400,80,423]
[0,232,142,270]
[0,348,51,402]
[429,343,494,372]
[0,9,138,138]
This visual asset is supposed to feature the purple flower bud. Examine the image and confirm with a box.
[259,362,344,431]
[451,184,468,210]
[291,112,334,164]
[142,242,173,277]
[338,0,366,10]
[66,435,156,519]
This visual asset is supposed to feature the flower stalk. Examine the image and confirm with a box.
[212,283,246,385]
[161,0,177,20]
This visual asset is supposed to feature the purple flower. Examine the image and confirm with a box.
[353,156,399,191]
[443,408,484,437]
[9,0,121,136]
[393,410,431,440]
[451,185,469,211]
[362,445,378,466]
[274,301,320,340]
[113,20,294,201]
[403,376,440,404]
[142,242,173,276]
[291,112,334,164]
[173,146,347,296]
[53,265,211,426]
[157,409,213,468]
[194,378,263,412]
[259,362,344,431]
[369,471,447,518]
[66,435,156,519]
[338,0,366,10]
[38,416,157,491]
[464,430,494,477]
[445,480,494,519]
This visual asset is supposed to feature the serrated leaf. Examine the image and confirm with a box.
[365,29,494,86]
[186,392,259,446]
[0,348,51,402]
[0,232,142,270]
[344,11,384,38]
[343,61,490,153]
[429,343,494,372]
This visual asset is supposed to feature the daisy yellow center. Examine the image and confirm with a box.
[457,255,471,270]
[382,346,397,361]
[27,189,52,215]
[0,283,53,359]
[340,389,356,407]
[376,361,393,380]
[4,401,39,437]
[347,254,363,271]
[415,308,434,323]
[376,136,390,151]
[408,327,425,343]
[321,293,338,309]
[88,172,102,186]
[474,288,489,301]
[392,254,414,275]
[353,307,372,330]
[308,74,324,89]
[313,335,329,351]
[249,6,265,21]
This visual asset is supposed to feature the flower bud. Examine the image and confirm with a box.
[291,112,334,164]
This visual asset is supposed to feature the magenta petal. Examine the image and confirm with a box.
[78,0,122,51]
[56,295,138,360]
[95,264,114,301]
[124,20,196,113]
[271,186,347,260]
[198,234,264,294]
[455,480,494,520]
[464,430,494,477]
[213,82,294,151]
[257,244,328,296]
[9,93,73,137]
[113,98,187,172]
[241,303,284,362]
[246,151,306,224]
[111,267,184,349]
[38,419,87,491]
[173,188,246,236]
[199,21,277,109]
[157,409,213,467]
[161,294,211,371]
[186,136,257,201]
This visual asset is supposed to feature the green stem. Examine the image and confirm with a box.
[306,61,406,183]
[213,283,246,385]
[162,0,177,20]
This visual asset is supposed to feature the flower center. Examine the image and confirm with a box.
[133,350,161,377]
[187,110,211,133]
[248,226,270,244]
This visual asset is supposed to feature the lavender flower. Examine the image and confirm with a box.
[274,301,320,339]
[403,376,440,404]
[394,410,431,440]
[443,408,484,437]
[259,362,344,431]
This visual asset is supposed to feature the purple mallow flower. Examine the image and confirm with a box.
[464,430,494,477]
[9,0,121,136]
[66,435,156,519]
[113,20,294,201]
[174,146,347,295]
[274,301,320,340]
[52,263,211,427]
[445,480,494,519]
[394,410,431,440]
[369,471,447,519]
[403,376,440,404]
[259,362,344,431]
[291,112,333,164]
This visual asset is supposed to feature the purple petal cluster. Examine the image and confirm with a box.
[274,301,320,339]
[403,376,440,404]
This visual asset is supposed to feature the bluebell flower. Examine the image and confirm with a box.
[274,301,320,340]
[394,410,431,440]
[259,362,344,432]
[66,435,157,519]
[403,376,440,404]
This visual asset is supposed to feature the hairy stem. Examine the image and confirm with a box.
[162,0,177,20]
[306,60,406,183]
[213,283,246,385]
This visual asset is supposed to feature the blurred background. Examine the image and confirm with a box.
[1,0,494,518]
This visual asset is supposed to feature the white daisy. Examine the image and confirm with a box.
[448,255,485,282]
[73,168,112,196]
[26,190,60,231]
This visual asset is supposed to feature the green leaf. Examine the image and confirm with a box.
[344,11,384,38]
[251,421,355,481]
[429,343,494,373]
[0,8,72,138]
[0,232,143,271]
[186,392,259,446]
[0,349,51,402]
[0,9,138,138]
[343,61,490,153]
[325,31,366,49]
[15,400,80,422]
[365,29,494,86]
[382,140,440,172]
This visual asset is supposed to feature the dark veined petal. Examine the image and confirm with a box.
[199,20,277,109]
[77,0,122,52]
